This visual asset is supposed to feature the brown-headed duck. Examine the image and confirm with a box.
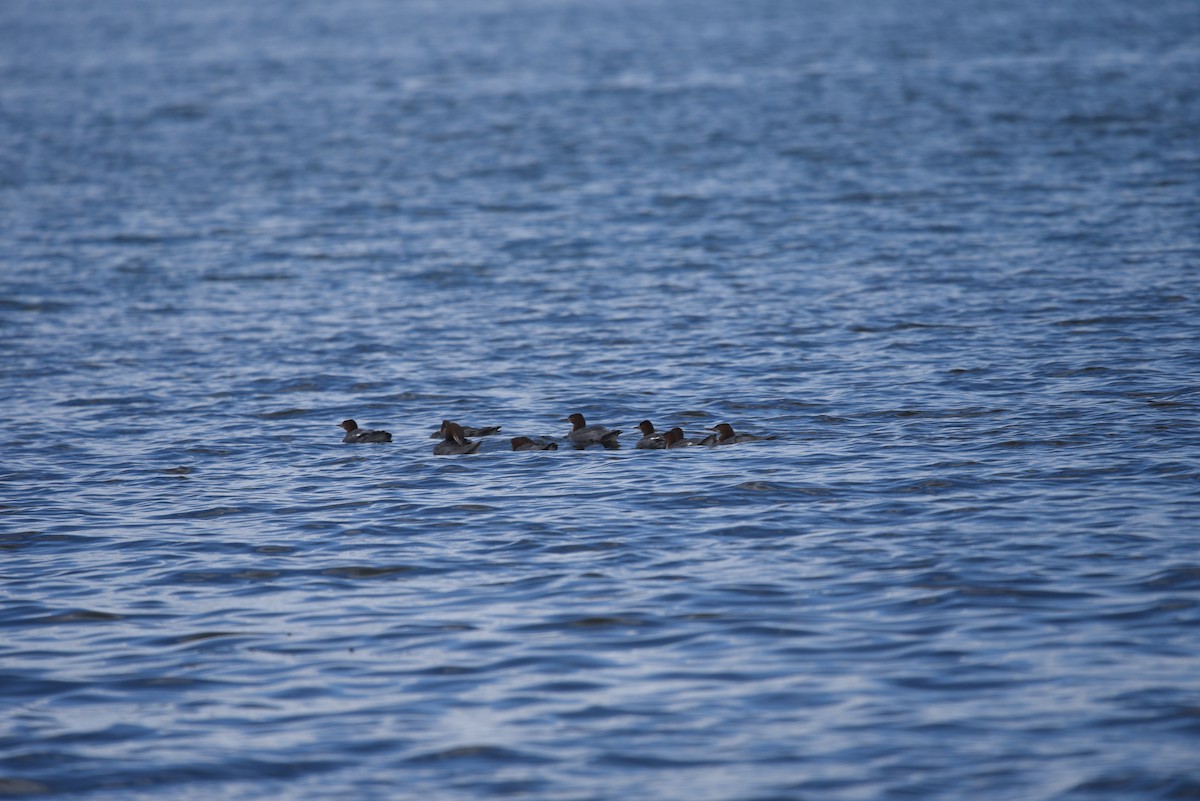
[433,421,482,455]
[564,413,621,449]
[340,419,392,443]
[635,420,666,449]
[429,420,501,439]
[709,423,772,445]
[663,427,701,448]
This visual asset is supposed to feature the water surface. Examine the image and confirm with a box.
[2,0,1199,798]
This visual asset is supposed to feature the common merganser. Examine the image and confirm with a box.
[429,420,501,439]
[635,420,666,449]
[709,423,772,445]
[339,419,392,443]
[663,427,699,448]
[511,436,558,451]
[433,421,481,455]
[564,413,621,449]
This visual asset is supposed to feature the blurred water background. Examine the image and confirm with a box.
[2,0,1199,798]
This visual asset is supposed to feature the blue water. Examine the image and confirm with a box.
[2,0,1199,798]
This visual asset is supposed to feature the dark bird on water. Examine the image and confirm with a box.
[434,421,482,455]
[339,419,392,443]
[564,413,621,449]
[635,420,666,449]
[429,420,501,438]
[708,423,772,445]
[511,436,559,451]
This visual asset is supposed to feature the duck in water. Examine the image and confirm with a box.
[510,436,558,451]
[564,413,621,449]
[634,420,666,449]
[429,420,501,438]
[708,423,773,445]
[433,421,482,455]
[662,427,703,448]
[339,419,392,443]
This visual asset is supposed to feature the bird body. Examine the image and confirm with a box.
[635,420,666,449]
[565,413,621,449]
[663,427,701,448]
[511,436,559,451]
[709,423,772,445]
[434,421,482,455]
[339,419,392,443]
[429,420,501,439]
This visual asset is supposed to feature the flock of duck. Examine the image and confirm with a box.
[338,413,773,454]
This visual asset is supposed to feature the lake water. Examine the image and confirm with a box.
[2,0,1199,798]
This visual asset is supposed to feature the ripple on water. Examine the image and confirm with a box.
[2,0,1199,799]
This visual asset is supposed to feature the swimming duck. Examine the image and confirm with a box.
[635,420,666,449]
[511,436,558,451]
[564,413,621,449]
[339,419,392,443]
[429,420,501,439]
[709,423,772,445]
[663,427,700,448]
[433,421,481,455]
